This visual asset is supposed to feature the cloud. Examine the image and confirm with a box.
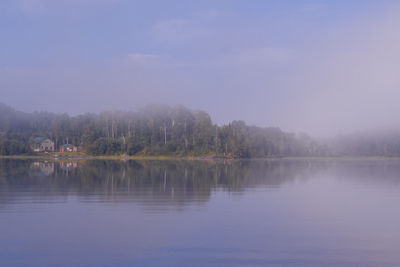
[152,10,221,43]
[5,1,400,136]
[231,47,297,66]
[281,5,400,135]
[153,19,190,42]
[127,53,161,64]
[17,0,117,15]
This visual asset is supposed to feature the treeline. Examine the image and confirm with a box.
[0,103,319,157]
[1,102,400,157]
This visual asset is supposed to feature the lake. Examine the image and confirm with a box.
[1,158,400,266]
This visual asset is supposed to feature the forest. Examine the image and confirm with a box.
[0,102,400,157]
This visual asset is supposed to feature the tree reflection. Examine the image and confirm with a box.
[1,159,400,208]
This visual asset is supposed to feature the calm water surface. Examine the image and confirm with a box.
[1,159,400,266]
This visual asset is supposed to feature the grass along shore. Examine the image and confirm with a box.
[2,152,400,161]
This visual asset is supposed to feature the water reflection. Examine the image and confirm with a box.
[1,159,400,208]
[2,159,400,266]
[0,159,321,208]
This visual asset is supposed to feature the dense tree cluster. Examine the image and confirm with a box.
[0,103,315,157]
[1,102,400,157]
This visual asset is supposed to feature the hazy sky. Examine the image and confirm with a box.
[1,0,400,136]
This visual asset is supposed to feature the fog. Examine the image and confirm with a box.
[1,0,400,137]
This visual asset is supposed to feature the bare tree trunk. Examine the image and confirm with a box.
[106,117,110,140]
[184,119,188,149]
[132,121,135,140]
[164,124,167,145]
[215,125,218,154]
[111,120,115,140]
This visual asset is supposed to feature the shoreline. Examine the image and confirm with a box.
[1,153,400,161]
[0,153,221,161]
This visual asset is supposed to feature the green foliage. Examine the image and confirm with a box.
[86,138,122,155]
[127,141,145,155]
[1,102,400,157]
[0,136,31,155]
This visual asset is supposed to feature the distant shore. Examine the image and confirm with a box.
[1,153,400,161]
[0,152,223,161]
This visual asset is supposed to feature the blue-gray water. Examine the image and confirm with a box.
[1,159,400,266]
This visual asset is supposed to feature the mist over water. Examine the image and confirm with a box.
[3,2,400,266]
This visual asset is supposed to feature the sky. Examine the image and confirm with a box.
[1,0,400,136]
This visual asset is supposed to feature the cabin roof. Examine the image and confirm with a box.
[34,136,48,142]
[60,144,74,148]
